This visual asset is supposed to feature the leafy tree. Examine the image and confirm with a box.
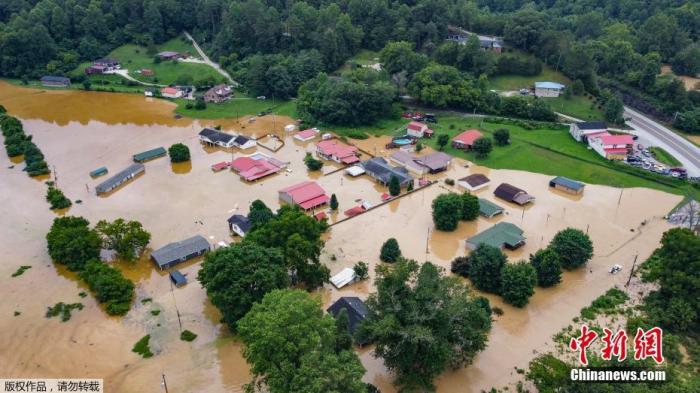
[168,143,190,162]
[504,8,546,51]
[194,98,206,110]
[549,228,594,270]
[334,308,353,352]
[468,243,507,294]
[246,206,329,289]
[437,134,449,151]
[603,96,624,124]
[358,260,491,392]
[493,128,510,146]
[304,153,323,171]
[329,193,338,210]
[571,80,585,95]
[379,238,401,262]
[82,80,91,90]
[46,216,101,271]
[95,219,151,262]
[197,242,289,331]
[460,192,480,221]
[388,175,400,196]
[353,261,369,280]
[472,137,493,159]
[79,260,134,315]
[451,255,470,277]
[379,41,429,77]
[432,193,462,231]
[176,74,193,86]
[248,200,274,229]
[672,46,700,76]
[238,289,366,393]
[45,186,71,209]
[529,248,562,287]
[500,261,537,307]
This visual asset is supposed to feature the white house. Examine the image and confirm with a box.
[406,121,434,138]
[588,134,634,160]
[569,121,608,142]
[534,81,565,97]
[199,128,236,148]
[160,87,183,99]
[233,135,257,150]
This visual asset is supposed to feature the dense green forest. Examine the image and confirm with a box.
[3,0,700,129]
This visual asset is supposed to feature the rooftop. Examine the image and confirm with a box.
[576,121,607,130]
[95,163,144,194]
[327,297,369,336]
[535,81,565,89]
[151,235,210,269]
[362,157,413,185]
[459,173,490,187]
[453,129,483,145]
[466,222,525,249]
[478,198,504,217]
[596,134,634,145]
[316,140,358,158]
[227,214,251,233]
[550,176,585,191]
[200,128,235,144]
[279,181,329,209]
[133,147,166,162]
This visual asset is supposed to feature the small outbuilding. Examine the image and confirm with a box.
[458,173,490,191]
[326,297,369,337]
[228,214,251,237]
[169,270,187,287]
[466,222,525,250]
[95,163,144,195]
[151,235,210,270]
[549,176,585,195]
[89,166,108,178]
[41,76,71,87]
[133,147,167,163]
[294,128,319,142]
[534,81,565,97]
[494,183,535,205]
[452,130,483,150]
[345,165,366,177]
[330,267,357,289]
[478,198,504,218]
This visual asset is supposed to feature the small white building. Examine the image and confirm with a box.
[406,121,434,138]
[569,121,608,142]
[227,214,251,237]
[330,267,357,289]
[534,81,565,97]
[345,165,366,177]
[233,135,257,150]
[458,173,491,192]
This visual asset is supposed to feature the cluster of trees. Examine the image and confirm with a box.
[198,202,330,331]
[0,114,49,176]
[452,228,593,307]
[357,259,492,392]
[95,218,151,262]
[168,143,190,163]
[46,216,139,315]
[431,192,480,231]
[297,72,395,126]
[45,186,71,210]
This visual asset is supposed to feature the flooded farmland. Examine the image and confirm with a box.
[0,81,683,392]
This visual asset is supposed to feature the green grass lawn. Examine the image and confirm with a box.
[488,66,570,91]
[544,95,604,121]
[70,37,224,86]
[174,93,296,119]
[337,50,380,74]
[649,146,682,166]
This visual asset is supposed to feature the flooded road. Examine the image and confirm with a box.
[0,82,682,392]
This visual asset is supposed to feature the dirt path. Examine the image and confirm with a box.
[184,32,239,87]
[112,70,164,87]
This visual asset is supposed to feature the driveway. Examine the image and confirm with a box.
[623,106,700,177]
[184,32,239,87]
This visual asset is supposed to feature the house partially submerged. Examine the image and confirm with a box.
[466,222,525,250]
[345,165,366,177]
[233,135,256,149]
[89,166,108,178]
[316,140,360,164]
[330,267,357,289]
[362,157,413,187]
[406,121,434,138]
[151,235,210,270]
[133,147,166,163]
[589,134,633,160]
[458,173,490,191]
[478,198,504,218]
[203,84,233,103]
[199,128,236,148]
[41,76,70,87]
[534,81,565,97]
[494,183,535,205]
[95,163,144,195]
[227,214,251,237]
[279,181,329,210]
[549,176,585,195]
[326,297,369,337]
[231,153,286,181]
[452,130,483,150]
[294,128,318,142]
[389,151,452,174]
[569,121,608,142]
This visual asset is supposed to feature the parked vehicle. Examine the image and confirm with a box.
[425,113,437,123]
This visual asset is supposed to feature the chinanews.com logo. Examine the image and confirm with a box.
[567,324,667,383]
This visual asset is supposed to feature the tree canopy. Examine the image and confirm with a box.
[379,238,401,263]
[549,228,594,270]
[168,143,190,163]
[529,248,562,287]
[95,218,151,262]
[432,193,463,231]
[46,216,101,271]
[500,261,537,307]
[468,243,507,294]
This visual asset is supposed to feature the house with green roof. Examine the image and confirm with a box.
[478,198,504,218]
[133,147,167,163]
[466,222,525,250]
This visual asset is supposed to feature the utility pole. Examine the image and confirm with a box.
[53,165,58,187]
[625,254,639,287]
[161,374,169,393]
[425,227,430,261]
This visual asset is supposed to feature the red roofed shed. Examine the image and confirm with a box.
[279,181,330,210]
[452,130,483,149]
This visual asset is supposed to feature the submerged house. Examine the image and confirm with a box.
[466,222,525,250]
[549,176,585,195]
[169,270,187,287]
[95,163,144,195]
[278,181,329,210]
[231,154,286,181]
[362,157,413,187]
[150,235,210,270]
[133,147,167,163]
[389,151,452,175]
[227,214,251,237]
[294,129,318,142]
[199,128,236,148]
[233,135,256,149]
[327,297,369,338]
[458,173,491,192]
[316,140,360,164]
[478,198,504,218]
[330,267,357,289]
[494,183,535,205]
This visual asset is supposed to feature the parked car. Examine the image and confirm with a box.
[632,135,639,140]
[637,144,644,150]
[519,88,530,95]
[425,113,437,123]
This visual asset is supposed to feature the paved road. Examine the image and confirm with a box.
[184,32,239,87]
[623,106,700,177]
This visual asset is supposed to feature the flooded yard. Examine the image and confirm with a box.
[0,81,682,392]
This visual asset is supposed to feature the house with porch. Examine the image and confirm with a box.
[406,121,434,138]
[316,140,360,164]
[199,128,236,148]
[452,129,483,150]
[362,157,413,187]
[278,181,329,210]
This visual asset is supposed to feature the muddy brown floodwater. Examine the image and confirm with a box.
[0,81,683,392]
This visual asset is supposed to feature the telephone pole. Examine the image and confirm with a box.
[161,374,169,393]
[625,254,639,287]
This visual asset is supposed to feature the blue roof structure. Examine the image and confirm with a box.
[535,81,565,89]
[549,176,585,191]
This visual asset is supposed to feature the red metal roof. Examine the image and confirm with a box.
[232,157,282,181]
[598,134,633,145]
[295,129,317,140]
[452,130,483,146]
[341,155,360,164]
[407,121,427,131]
[231,157,258,172]
[316,140,358,159]
[161,87,179,95]
[299,194,330,210]
[381,192,391,201]
[344,206,366,216]
[604,148,629,154]
[280,181,329,209]
[211,161,232,171]
[314,212,327,221]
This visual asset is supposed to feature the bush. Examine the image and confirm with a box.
[45,302,84,322]
[493,128,510,146]
[500,261,537,307]
[353,261,369,280]
[168,143,190,162]
[450,256,470,277]
[132,334,153,358]
[380,238,401,262]
[180,330,198,342]
[549,228,593,270]
[472,137,493,159]
[79,260,134,315]
[304,153,323,171]
[460,193,480,221]
[468,244,508,293]
[46,186,72,209]
[388,175,401,196]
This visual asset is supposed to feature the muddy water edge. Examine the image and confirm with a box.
[0,81,683,393]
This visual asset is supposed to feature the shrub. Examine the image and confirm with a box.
[529,248,562,287]
[132,335,153,358]
[472,137,493,159]
[46,216,101,271]
[45,302,84,322]
[304,153,323,171]
[500,261,537,307]
[432,193,462,231]
[460,193,479,221]
[46,186,72,209]
[180,330,198,342]
[168,143,190,162]
[380,238,401,262]
[450,256,470,277]
[468,244,507,293]
[353,261,369,280]
[549,228,593,270]
[493,128,510,146]
[79,260,134,316]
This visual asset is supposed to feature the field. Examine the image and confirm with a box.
[543,95,603,121]
[649,146,682,166]
[174,95,296,119]
[70,37,225,86]
[488,66,569,91]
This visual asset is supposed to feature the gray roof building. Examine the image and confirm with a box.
[41,75,71,86]
[228,214,251,237]
[95,163,144,195]
[199,128,235,147]
[362,157,413,186]
[327,297,369,338]
[151,235,210,270]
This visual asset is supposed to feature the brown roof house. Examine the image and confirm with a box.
[458,173,490,192]
[203,84,234,103]
[494,183,535,205]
